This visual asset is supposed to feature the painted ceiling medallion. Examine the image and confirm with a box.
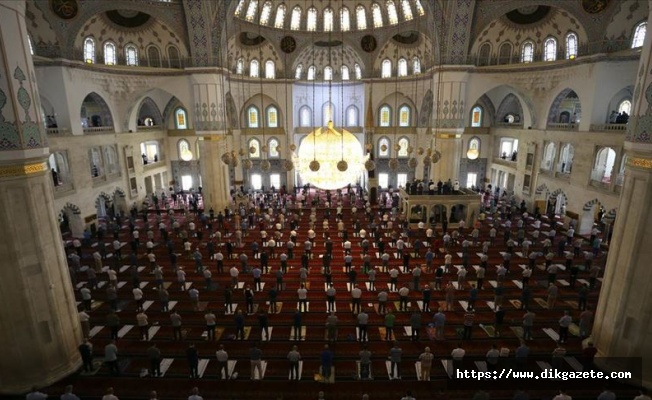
[50,0,78,20]
[281,36,297,53]
[361,35,377,53]
[582,0,609,14]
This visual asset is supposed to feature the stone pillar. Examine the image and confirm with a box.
[199,136,232,212]
[432,130,463,182]
[592,10,652,387]
[430,73,467,182]
[0,0,81,394]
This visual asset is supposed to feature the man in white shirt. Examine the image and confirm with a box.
[297,284,308,312]
[351,285,362,314]
[101,387,119,400]
[188,387,203,400]
[552,390,572,400]
[132,287,144,312]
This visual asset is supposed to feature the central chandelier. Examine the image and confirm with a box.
[296,121,366,190]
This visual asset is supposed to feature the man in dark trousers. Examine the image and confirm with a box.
[186,344,199,379]
[78,339,93,372]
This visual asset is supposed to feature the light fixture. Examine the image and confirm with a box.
[467,146,479,160]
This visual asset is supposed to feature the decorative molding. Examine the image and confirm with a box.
[0,161,47,177]
[626,156,652,169]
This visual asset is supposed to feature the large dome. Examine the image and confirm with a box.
[296,121,366,190]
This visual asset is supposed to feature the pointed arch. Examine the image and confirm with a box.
[547,88,581,125]
[81,92,114,128]
[496,93,524,125]
[137,97,163,127]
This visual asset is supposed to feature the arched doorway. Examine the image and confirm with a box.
[410,205,426,223]
[95,193,113,220]
[61,203,84,238]
[579,199,601,235]
[113,188,128,216]
[449,204,467,223]
[430,205,447,224]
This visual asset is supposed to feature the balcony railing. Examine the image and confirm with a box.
[137,125,163,132]
[53,182,75,198]
[46,127,72,136]
[547,122,578,131]
[83,126,115,134]
[495,122,523,129]
[589,123,627,132]
[143,161,165,171]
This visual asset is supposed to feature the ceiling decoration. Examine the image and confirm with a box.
[280,36,296,53]
[105,10,151,28]
[239,32,267,46]
[50,0,78,20]
[505,6,551,25]
[392,31,420,45]
[315,40,343,48]
[582,0,610,14]
[361,35,377,52]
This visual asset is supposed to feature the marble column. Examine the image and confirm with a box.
[430,73,467,182]
[592,9,652,387]
[432,130,463,182]
[0,0,81,394]
[199,135,232,212]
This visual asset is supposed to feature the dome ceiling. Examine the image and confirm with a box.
[233,0,426,32]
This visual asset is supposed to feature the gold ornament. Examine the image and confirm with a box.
[283,160,294,171]
[364,159,376,171]
[249,146,257,154]
[432,150,441,164]
[261,160,271,171]
[309,160,321,172]
[408,158,418,168]
[389,158,399,170]
[289,144,297,151]
[417,147,424,155]
[243,159,253,170]
[337,160,348,172]
[380,144,388,152]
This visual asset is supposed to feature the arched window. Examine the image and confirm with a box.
[307,65,316,80]
[478,42,491,66]
[387,1,399,24]
[299,106,312,127]
[104,146,118,173]
[632,22,647,48]
[346,106,358,126]
[543,37,557,61]
[290,6,301,30]
[379,105,391,126]
[372,3,383,28]
[274,4,287,28]
[413,57,421,74]
[558,143,574,174]
[48,152,71,184]
[168,45,181,68]
[592,147,617,183]
[268,138,279,157]
[324,66,333,81]
[565,32,578,59]
[415,0,425,16]
[125,44,138,66]
[245,0,258,22]
[323,102,334,125]
[542,142,556,171]
[250,59,259,78]
[471,106,483,127]
[178,139,193,161]
[401,0,413,20]
[381,59,392,78]
[84,37,95,63]
[398,137,409,157]
[399,105,410,127]
[468,137,481,159]
[235,0,246,17]
[618,100,632,115]
[295,64,303,79]
[236,58,245,74]
[354,63,362,79]
[521,41,534,63]
[398,58,408,77]
[378,137,390,157]
[498,42,513,65]
[175,108,187,129]
[341,65,350,80]
[307,7,318,31]
[356,5,367,30]
[247,106,260,128]
[340,7,351,31]
[104,42,116,65]
[266,106,278,128]
[89,147,104,177]
[248,138,261,158]
[259,1,272,25]
[324,7,334,31]
[147,46,161,67]
[265,60,275,79]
